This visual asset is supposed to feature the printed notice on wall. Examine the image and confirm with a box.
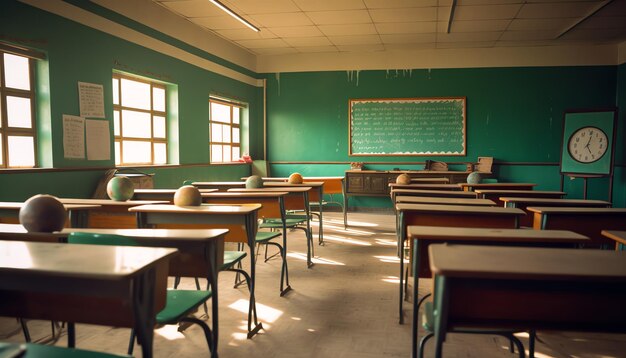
[78,81,105,118]
[62,115,85,159]
[86,119,110,161]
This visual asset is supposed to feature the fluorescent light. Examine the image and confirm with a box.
[209,0,260,32]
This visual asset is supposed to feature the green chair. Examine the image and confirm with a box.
[67,232,214,356]
[0,342,130,358]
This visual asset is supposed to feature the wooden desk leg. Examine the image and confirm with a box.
[133,267,157,358]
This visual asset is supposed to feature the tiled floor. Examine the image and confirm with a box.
[1,212,626,357]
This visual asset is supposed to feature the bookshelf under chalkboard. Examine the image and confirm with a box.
[349,97,466,156]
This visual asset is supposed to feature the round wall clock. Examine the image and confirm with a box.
[567,126,608,163]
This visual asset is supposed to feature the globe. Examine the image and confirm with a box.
[107,176,134,201]
[245,175,264,188]
[288,172,303,184]
[396,173,411,185]
[466,171,482,184]
[174,185,202,206]
[19,194,67,232]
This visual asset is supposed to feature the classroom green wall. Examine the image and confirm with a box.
[0,1,261,200]
[264,67,624,208]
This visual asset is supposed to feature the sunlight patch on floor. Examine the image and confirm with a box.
[155,324,186,341]
[381,276,400,284]
[374,255,400,263]
[323,235,372,246]
[375,238,397,246]
[228,299,283,323]
[287,252,346,265]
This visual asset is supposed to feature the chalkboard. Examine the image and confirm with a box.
[349,97,466,156]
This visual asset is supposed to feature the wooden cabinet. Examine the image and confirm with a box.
[345,170,471,197]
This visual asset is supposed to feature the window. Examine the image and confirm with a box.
[209,98,241,163]
[113,74,167,165]
[0,50,36,168]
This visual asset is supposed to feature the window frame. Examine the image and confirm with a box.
[209,98,242,164]
[112,73,168,166]
[0,48,38,168]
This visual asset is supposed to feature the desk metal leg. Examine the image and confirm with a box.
[411,237,420,357]
[207,242,219,357]
[133,267,157,358]
[433,276,450,358]
[245,214,263,338]
[398,212,406,324]
[318,187,324,245]
[343,192,349,229]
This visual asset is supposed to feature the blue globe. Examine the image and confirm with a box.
[466,171,482,184]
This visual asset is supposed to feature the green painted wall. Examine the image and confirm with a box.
[265,67,623,207]
[0,1,260,200]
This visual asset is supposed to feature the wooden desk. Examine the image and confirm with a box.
[602,230,626,250]
[395,196,495,206]
[203,191,292,295]
[0,202,101,228]
[529,207,626,248]
[428,244,626,358]
[409,226,588,357]
[133,188,217,201]
[128,203,263,338]
[474,189,567,206]
[389,183,462,191]
[458,182,537,192]
[58,199,168,229]
[390,189,477,204]
[395,203,525,324]
[0,240,176,358]
[0,223,66,242]
[191,181,246,191]
[503,197,612,227]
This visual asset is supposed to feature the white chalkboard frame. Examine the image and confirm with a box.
[348,97,467,156]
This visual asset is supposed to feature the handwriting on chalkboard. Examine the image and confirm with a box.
[349,98,466,156]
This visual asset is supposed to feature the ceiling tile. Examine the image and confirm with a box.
[444,19,511,32]
[436,41,496,48]
[307,10,372,25]
[436,31,501,42]
[370,7,438,22]
[577,16,626,29]
[295,46,340,53]
[328,34,382,45]
[560,27,626,43]
[337,44,387,52]
[517,2,601,18]
[319,24,378,36]
[249,12,313,27]
[252,47,300,55]
[283,37,333,47]
[236,38,291,49]
[494,40,557,47]
[456,0,524,5]
[221,0,300,14]
[214,28,278,40]
[499,30,559,41]
[508,18,575,31]
[364,0,438,8]
[379,33,437,44]
[452,4,523,21]
[292,0,366,11]
[160,0,224,17]
[376,22,437,34]
[270,26,324,37]
[190,16,247,30]
[384,43,436,51]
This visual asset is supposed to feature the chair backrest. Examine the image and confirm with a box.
[68,232,140,247]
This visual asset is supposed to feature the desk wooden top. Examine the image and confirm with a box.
[429,244,626,281]
[192,181,245,186]
[134,189,218,194]
[475,189,566,197]
[347,170,471,174]
[391,189,477,198]
[229,187,311,193]
[395,196,495,206]
[410,177,449,183]
[396,203,525,216]
[459,183,538,190]
[502,197,611,207]
[0,240,177,280]
[602,230,626,245]
[0,223,66,242]
[527,207,626,215]
[0,202,101,211]
[409,226,588,244]
[263,182,324,188]
[389,183,461,190]
[129,203,262,215]
[203,192,287,198]
[58,198,167,207]
[244,176,343,181]
[62,228,228,243]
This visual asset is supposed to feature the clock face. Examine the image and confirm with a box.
[567,126,608,163]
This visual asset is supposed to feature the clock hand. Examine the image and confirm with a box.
[585,136,592,148]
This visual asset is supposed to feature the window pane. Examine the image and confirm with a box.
[122,141,151,164]
[153,87,165,112]
[154,143,167,164]
[232,146,240,161]
[223,145,231,162]
[112,78,119,105]
[4,53,30,90]
[233,107,240,124]
[121,78,150,110]
[7,136,35,167]
[211,123,223,142]
[211,144,222,163]
[115,141,121,165]
[153,116,166,138]
[113,110,121,136]
[233,127,240,144]
[211,102,230,123]
[222,124,231,142]
[0,137,3,165]
[121,110,151,138]
[6,96,32,128]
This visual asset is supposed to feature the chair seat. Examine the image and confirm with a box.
[221,250,247,270]
[157,289,213,324]
[0,342,130,358]
[256,231,282,243]
[261,218,307,228]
